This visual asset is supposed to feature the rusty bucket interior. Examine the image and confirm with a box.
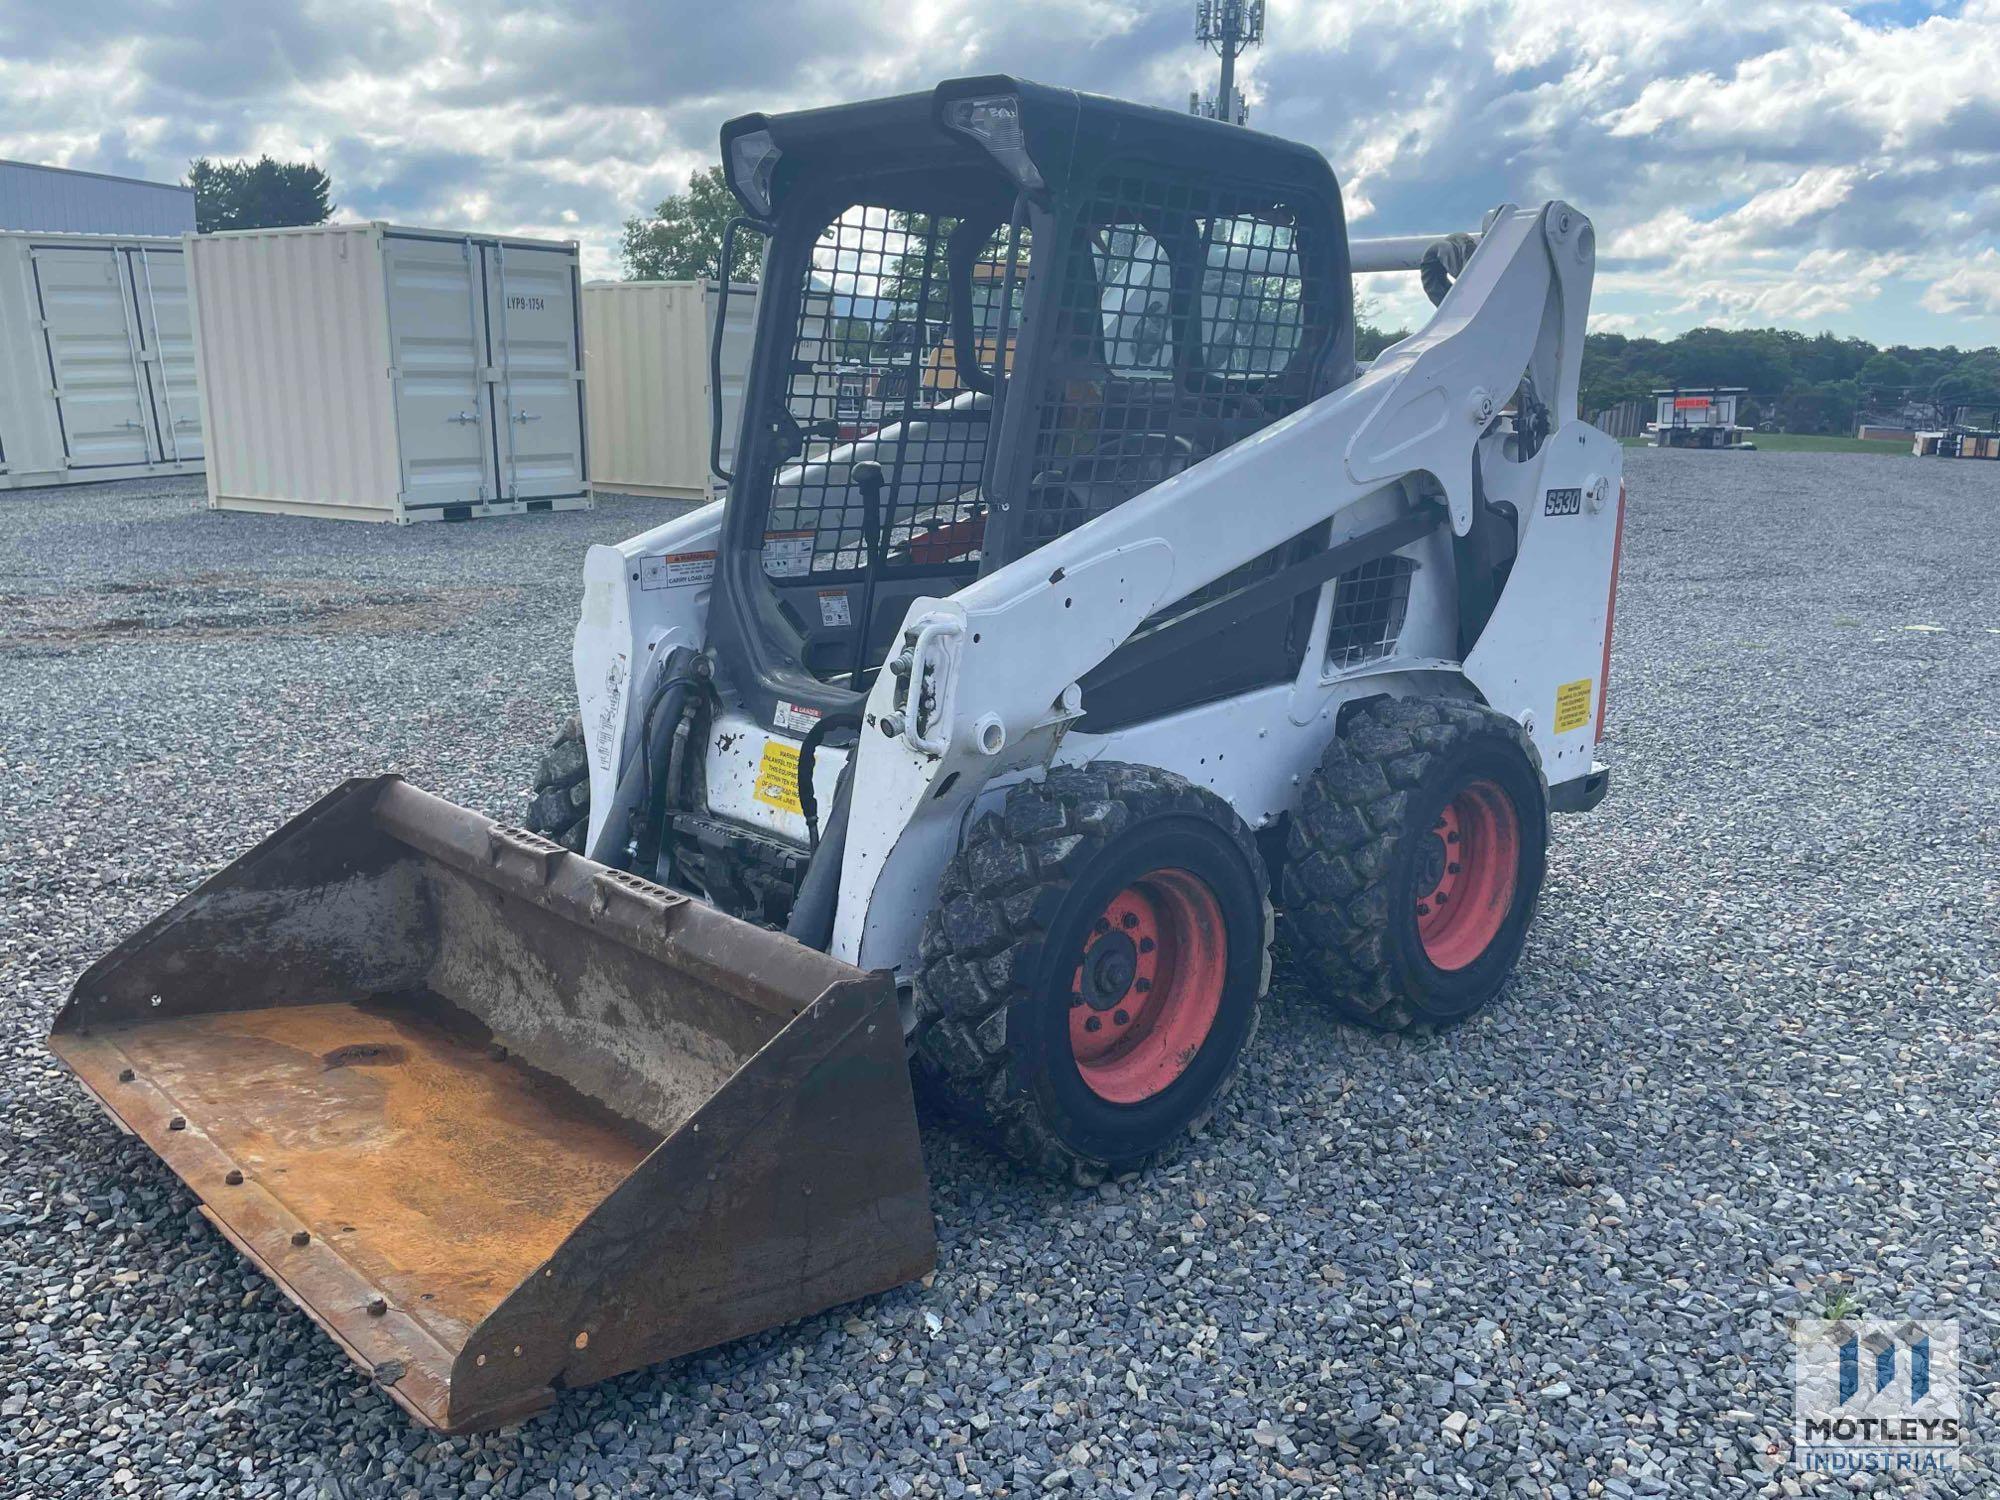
[48,776,934,1433]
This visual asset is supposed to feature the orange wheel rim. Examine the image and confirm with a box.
[1414,779,1519,971]
[1068,868,1227,1104]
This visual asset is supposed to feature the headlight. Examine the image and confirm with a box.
[728,130,782,218]
[942,94,1045,193]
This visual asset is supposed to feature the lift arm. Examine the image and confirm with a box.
[830,201,1609,968]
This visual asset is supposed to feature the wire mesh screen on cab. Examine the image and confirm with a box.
[765,205,1025,582]
[1023,174,1329,553]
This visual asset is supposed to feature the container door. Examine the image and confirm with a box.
[383,235,494,513]
[127,247,204,463]
[31,244,154,470]
[482,243,585,501]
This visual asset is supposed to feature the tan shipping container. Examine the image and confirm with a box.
[188,222,588,523]
[582,279,755,503]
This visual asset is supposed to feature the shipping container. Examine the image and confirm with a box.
[581,279,754,502]
[0,231,205,491]
[188,223,588,523]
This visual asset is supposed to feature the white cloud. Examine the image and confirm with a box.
[0,0,1991,340]
[1922,248,2000,317]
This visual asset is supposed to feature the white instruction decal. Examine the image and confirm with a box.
[640,550,716,590]
[774,700,822,735]
[762,530,815,579]
[817,589,852,628]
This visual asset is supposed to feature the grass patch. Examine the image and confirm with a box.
[1749,432,1911,455]
[1619,432,1911,456]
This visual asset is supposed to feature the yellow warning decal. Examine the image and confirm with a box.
[752,739,803,815]
[1553,678,1593,734]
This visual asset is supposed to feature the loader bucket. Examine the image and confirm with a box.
[47,776,935,1433]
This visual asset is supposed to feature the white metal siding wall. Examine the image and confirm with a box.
[583,280,754,501]
[190,225,402,517]
[0,161,196,237]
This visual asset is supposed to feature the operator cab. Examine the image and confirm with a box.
[709,76,1356,731]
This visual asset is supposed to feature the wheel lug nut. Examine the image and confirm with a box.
[1138,937,1155,954]
[1084,1015,1101,1032]
[1094,917,1110,933]
[1113,1009,1129,1025]
[1121,913,1138,929]
[1135,978,1151,993]
[1448,862,1461,874]
[1417,902,1430,915]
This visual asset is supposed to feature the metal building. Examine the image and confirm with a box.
[0,160,196,237]
[188,222,589,523]
[0,231,205,491]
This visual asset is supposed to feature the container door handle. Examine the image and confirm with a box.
[511,410,542,424]
[447,410,479,425]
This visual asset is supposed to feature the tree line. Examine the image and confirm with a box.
[1575,327,2000,432]
[187,156,334,234]
[624,170,2000,433]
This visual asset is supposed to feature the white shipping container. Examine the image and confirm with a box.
[0,230,204,491]
[582,279,755,502]
[188,222,589,523]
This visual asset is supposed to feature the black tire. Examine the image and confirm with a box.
[912,764,1272,1184]
[1280,696,1547,1030]
[523,713,591,852]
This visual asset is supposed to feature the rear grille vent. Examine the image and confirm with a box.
[1325,555,1416,669]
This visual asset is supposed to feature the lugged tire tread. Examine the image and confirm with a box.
[911,764,1273,1184]
[1279,698,1540,1030]
[524,713,591,852]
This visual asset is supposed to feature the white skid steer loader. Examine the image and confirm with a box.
[50,77,1626,1431]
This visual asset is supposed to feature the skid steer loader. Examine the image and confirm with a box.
[50,77,1625,1432]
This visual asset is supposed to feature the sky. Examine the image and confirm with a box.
[1,0,1995,347]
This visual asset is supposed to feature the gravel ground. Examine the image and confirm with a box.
[3,453,1997,1499]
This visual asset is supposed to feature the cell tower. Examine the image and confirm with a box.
[1190,0,1265,126]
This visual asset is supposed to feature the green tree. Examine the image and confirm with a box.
[1353,291,1407,361]
[621,165,762,282]
[830,315,876,362]
[1858,352,1914,391]
[1936,350,2000,405]
[188,156,333,233]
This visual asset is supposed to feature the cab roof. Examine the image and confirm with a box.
[721,75,1344,223]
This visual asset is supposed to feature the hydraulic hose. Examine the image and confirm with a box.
[1420,232,1480,307]
[607,647,703,876]
[796,712,863,848]
[784,756,853,951]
